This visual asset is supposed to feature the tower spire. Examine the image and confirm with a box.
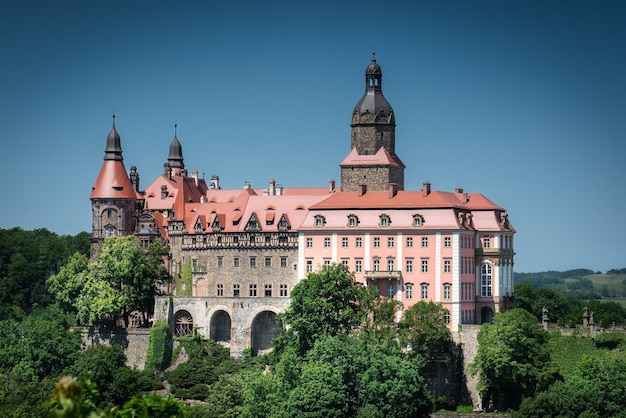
[104,113,123,161]
[168,122,184,169]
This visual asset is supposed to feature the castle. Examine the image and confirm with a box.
[90,55,515,355]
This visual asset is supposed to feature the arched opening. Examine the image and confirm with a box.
[210,310,231,342]
[481,307,494,324]
[251,311,279,355]
[174,310,194,337]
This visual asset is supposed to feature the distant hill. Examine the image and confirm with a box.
[514,269,626,301]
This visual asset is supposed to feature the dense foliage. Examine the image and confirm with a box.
[48,236,168,326]
[0,227,90,318]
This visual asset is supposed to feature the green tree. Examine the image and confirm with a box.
[469,308,551,410]
[275,263,373,355]
[398,301,451,362]
[48,236,168,326]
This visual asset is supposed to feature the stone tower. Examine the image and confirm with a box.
[90,116,142,246]
[340,53,405,192]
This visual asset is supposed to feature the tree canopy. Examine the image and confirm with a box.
[48,236,168,326]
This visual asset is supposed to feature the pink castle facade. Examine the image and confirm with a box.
[91,55,514,339]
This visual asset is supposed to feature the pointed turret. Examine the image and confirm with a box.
[168,124,184,169]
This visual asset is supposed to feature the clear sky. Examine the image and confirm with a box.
[1,1,625,273]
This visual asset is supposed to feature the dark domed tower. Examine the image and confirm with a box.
[90,116,142,246]
[340,53,405,192]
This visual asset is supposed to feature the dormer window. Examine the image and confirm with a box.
[379,214,391,227]
[347,214,359,227]
[314,215,326,228]
[412,214,424,227]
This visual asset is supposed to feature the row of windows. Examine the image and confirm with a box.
[209,256,290,268]
[307,257,453,274]
[403,282,452,300]
[307,235,453,249]
[315,213,426,228]
[216,283,288,297]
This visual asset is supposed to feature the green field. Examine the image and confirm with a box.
[584,273,626,298]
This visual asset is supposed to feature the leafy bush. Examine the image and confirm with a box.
[145,320,172,372]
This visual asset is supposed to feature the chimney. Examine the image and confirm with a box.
[455,188,464,194]
[389,183,397,198]
[276,185,283,195]
[422,182,431,197]
[244,182,251,190]
[130,166,140,192]
[210,175,220,189]
[358,184,367,197]
[164,163,172,180]
[329,179,336,193]
[269,179,276,195]
[192,170,199,187]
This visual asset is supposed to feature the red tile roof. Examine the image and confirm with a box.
[90,161,141,200]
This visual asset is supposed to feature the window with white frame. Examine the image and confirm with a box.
[373,258,380,271]
[388,237,394,248]
[387,284,394,298]
[342,237,349,248]
[379,214,390,227]
[481,262,492,297]
[355,237,362,248]
[373,237,380,248]
[483,236,491,248]
[323,259,330,269]
[412,214,424,226]
[306,237,313,248]
[406,283,413,299]
[280,256,287,267]
[264,284,272,297]
[355,259,362,273]
[265,257,272,267]
[406,259,413,273]
[421,283,428,299]
[444,311,450,324]
[341,259,349,268]
[324,237,331,248]
[444,236,451,248]
[217,283,224,296]
[280,284,288,296]
[233,283,240,297]
[444,259,451,273]
[387,258,394,271]
[249,283,257,297]
[421,237,428,247]
[348,214,359,227]
[249,256,257,268]
[306,260,313,273]
[406,236,413,247]
[444,283,451,299]
[314,215,325,227]
[421,259,428,273]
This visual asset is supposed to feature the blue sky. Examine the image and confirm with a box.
[1,1,624,273]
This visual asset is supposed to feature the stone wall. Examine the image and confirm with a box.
[452,325,482,409]
[77,327,151,370]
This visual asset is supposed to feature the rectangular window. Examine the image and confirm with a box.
[265,256,272,267]
[444,283,451,300]
[444,259,451,273]
[250,256,257,268]
[342,237,349,248]
[323,259,331,269]
[280,284,288,297]
[406,259,413,273]
[355,259,362,273]
[388,237,394,248]
[483,237,490,248]
[356,237,362,248]
[373,259,380,271]
[421,284,428,299]
[306,260,313,273]
[233,284,240,297]
[341,259,349,267]
[444,312,450,324]
[444,236,451,248]
[264,284,272,297]
[306,237,313,248]
[324,237,331,248]
[217,283,223,296]
[217,256,223,267]
[280,256,288,267]
[406,283,413,299]
[421,259,428,273]
[249,284,257,297]
[387,258,394,271]
[406,237,413,248]
[233,257,240,267]
[421,237,428,248]
[192,259,198,271]
[387,284,394,298]
[373,237,380,248]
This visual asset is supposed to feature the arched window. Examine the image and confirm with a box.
[481,262,492,297]
[174,310,194,337]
